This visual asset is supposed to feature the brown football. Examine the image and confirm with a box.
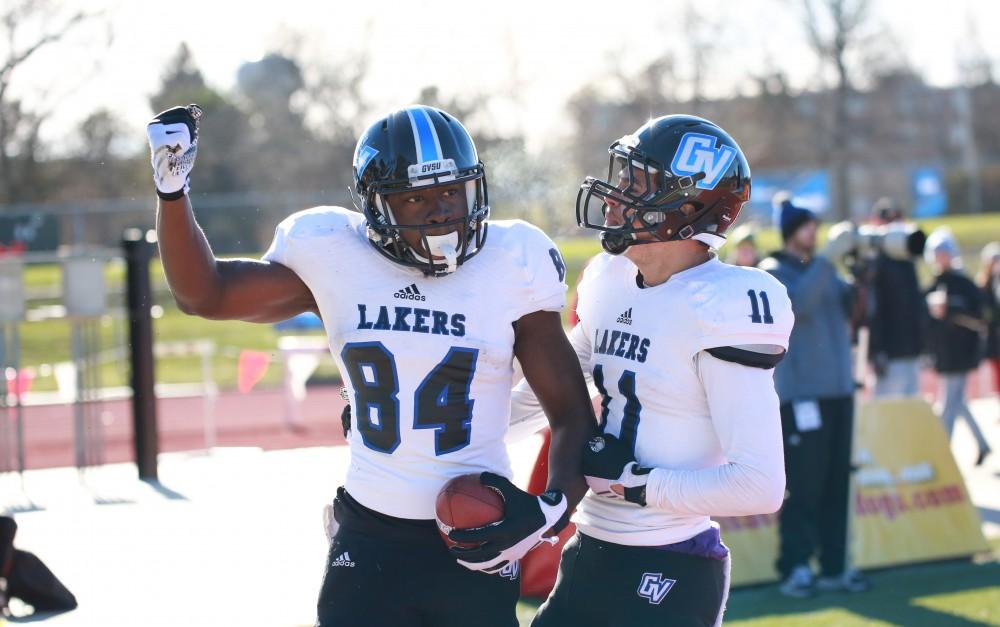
[435,473,505,549]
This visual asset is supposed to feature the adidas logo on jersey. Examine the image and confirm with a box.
[331,552,355,568]
[616,308,633,325]
[394,283,426,301]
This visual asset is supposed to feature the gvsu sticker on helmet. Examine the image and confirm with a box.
[670,133,737,190]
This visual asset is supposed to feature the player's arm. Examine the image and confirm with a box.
[507,323,594,442]
[447,312,596,574]
[583,349,786,515]
[513,310,595,508]
[157,195,316,322]
[641,350,786,515]
[148,105,317,323]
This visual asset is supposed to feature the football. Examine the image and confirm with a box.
[435,473,505,549]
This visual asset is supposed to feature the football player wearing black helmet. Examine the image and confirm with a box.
[149,104,595,627]
[576,114,750,257]
[511,115,792,627]
[353,106,489,276]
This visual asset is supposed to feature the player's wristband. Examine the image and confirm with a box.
[156,187,188,201]
[539,490,570,536]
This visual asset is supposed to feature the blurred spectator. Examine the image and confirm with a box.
[759,197,869,598]
[0,516,77,618]
[924,229,991,466]
[870,196,904,225]
[867,199,926,397]
[726,223,761,267]
[977,242,1000,399]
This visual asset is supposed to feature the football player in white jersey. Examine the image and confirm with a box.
[511,115,794,626]
[147,104,594,627]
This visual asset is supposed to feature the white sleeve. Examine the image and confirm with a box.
[508,222,568,321]
[643,351,786,516]
[506,323,592,443]
[695,271,793,353]
[262,214,295,267]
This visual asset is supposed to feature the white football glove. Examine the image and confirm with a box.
[147,104,201,200]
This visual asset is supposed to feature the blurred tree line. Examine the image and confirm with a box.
[2,0,1000,254]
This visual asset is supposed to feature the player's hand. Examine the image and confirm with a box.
[447,472,568,574]
[582,433,650,506]
[147,104,202,200]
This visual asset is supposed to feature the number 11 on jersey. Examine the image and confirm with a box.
[747,290,774,325]
[593,364,643,455]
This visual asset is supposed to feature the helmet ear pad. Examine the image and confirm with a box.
[653,195,738,245]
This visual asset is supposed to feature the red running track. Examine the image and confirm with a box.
[4,363,996,471]
[2,386,347,471]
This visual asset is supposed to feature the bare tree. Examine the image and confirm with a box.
[0,1,97,203]
[799,0,873,220]
[681,1,724,114]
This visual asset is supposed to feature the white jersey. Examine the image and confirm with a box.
[511,252,793,546]
[264,207,566,519]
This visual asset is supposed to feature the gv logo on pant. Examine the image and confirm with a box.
[670,132,737,190]
[637,572,676,605]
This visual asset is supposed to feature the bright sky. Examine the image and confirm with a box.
[9,0,1000,155]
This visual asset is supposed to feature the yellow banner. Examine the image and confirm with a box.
[719,398,989,586]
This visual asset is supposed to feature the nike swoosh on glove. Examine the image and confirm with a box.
[583,433,650,506]
[447,472,568,575]
[147,104,202,200]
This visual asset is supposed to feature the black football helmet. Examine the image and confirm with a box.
[352,105,489,276]
[576,114,751,255]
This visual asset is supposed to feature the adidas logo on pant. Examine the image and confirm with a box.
[394,283,426,301]
[616,308,633,325]
[331,552,355,568]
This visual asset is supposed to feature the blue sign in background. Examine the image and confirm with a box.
[748,170,830,224]
[911,167,947,218]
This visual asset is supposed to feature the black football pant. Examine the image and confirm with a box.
[776,396,854,578]
[315,488,519,627]
[531,533,730,627]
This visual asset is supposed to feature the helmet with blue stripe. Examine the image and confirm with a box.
[352,105,489,276]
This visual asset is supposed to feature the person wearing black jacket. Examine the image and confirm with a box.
[924,228,991,466]
[868,204,926,396]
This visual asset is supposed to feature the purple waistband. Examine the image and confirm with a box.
[654,526,730,561]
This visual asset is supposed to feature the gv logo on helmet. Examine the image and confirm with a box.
[670,132,737,190]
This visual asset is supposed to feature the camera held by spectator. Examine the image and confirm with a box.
[823,220,927,264]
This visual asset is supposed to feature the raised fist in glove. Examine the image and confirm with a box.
[583,433,650,506]
[447,472,568,574]
[147,104,201,200]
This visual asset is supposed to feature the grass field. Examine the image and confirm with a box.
[9,212,1000,393]
[515,539,1000,626]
